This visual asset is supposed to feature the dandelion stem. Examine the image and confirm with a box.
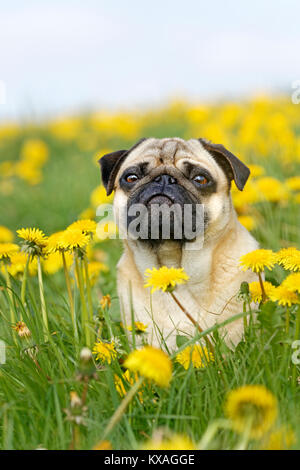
[81,378,89,406]
[102,376,144,440]
[234,417,252,450]
[248,299,253,328]
[171,292,214,353]
[243,301,247,331]
[21,254,30,307]
[294,305,300,341]
[62,252,78,340]
[83,256,95,343]
[129,283,136,350]
[69,425,80,450]
[198,419,231,449]
[171,309,250,359]
[75,255,91,348]
[37,255,48,340]
[258,272,267,303]
[292,304,300,387]
[3,263,15,325]
[285,307,290,334]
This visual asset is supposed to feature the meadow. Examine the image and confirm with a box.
[0,95,300,450]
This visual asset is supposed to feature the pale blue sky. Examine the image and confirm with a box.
[1,0,300,120]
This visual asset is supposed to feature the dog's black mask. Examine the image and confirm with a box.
[125,173,205,243]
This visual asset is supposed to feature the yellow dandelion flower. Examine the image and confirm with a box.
[67,219,97,236]
[79,207,96,220]
[225,385,278,439]
[232,181,260,210]
[176,344,214,370]
[124,346,172,387]
[92,340,117,364]
[20,138,49,165]
[45,231,65,253]
[0,160,15,178]
[125,321,148,333]
[0,243,19,260]
[17,227,47,245]
[249,281,276,303]
[86,261,108,286]
[276,247,300,272]
[269,285,300,307]
[12,321,31,338]
[261,427,296,450]
[285,176,300,192]
[144,266,189,293]
[281,273,300,294]
[0,226,14,243]
[93,440,112,450]
[17,228,48,256]
[240,249,277,273]
[7,252,37,277]
[248,164,265,178]
[49,116,82,141]
[114,370,131,398]
[90,185,114,208]
[100,294,111,309]
[114,369,142,399]
[143,432,195,450]
[42,252,63,275]
[14,160,42,185]
[238,215,257,231]
[256,177,289,203]
[0,123,19,140]
[59,228,90,251]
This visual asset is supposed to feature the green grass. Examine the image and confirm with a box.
[0,115,300,450]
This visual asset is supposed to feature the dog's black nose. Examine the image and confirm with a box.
[154,174,177,185]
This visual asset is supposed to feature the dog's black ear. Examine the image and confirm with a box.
[99,149,127,196]
[199,138,250,191]
[98,138,147,195]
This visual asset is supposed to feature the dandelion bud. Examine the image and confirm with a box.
[240,281,250,296]
[64,391,87,426]
[80,347,93,363]
[77,347,96,381]
[100,294,111,309]
[70,391,82,408]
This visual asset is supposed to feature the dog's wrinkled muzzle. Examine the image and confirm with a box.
[139,174,185,207]
[147,174,177,206]
[125,167,203,242]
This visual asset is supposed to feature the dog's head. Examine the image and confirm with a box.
[99,137,250,243]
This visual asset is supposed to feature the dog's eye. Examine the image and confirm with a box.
[193,175,209,185]
[125,174,139,183]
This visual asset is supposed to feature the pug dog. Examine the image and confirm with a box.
[99,137,258,349]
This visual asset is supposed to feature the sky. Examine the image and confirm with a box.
[1,0,300,120]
